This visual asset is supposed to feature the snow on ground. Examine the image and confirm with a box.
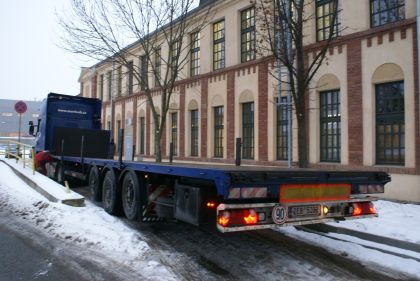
[0,160,177,281]
[328,200,420,244]
[3,157,83,201]
[275,199,420,279]
[276,226,420,279]
[2,157,420,279]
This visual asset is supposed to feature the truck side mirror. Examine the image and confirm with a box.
[29,121,34,136]
[36,119,41,134]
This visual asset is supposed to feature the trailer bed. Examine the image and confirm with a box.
[56,156,390,198]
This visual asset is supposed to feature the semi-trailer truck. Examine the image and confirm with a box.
[30,93,391,232]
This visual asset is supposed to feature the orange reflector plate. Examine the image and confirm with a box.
[280,183,351,203]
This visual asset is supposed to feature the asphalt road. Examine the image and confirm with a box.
[0,183,413,281]
[0,223,82,281]
[74,185,410,281]
[0,208,145,281]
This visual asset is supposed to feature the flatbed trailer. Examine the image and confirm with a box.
[32,93,391,232]
[52,154,390,232]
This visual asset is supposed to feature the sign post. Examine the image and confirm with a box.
[14,100,27,145]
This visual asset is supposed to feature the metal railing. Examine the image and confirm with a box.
[0,140,35,175]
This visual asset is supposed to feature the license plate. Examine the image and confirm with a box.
[288,205,320,218]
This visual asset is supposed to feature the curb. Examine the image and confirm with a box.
[300,223,420,254]
[1,160,85,207]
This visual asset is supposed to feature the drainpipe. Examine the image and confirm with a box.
[110,60,115,141]
[417,0,420,159]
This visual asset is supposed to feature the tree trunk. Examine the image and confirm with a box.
[155,130,162,163]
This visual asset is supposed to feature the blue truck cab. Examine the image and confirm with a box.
[34,93,108,157]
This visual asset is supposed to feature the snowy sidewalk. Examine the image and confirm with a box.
[0,158,84,206]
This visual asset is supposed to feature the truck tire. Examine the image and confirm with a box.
[88,166,101,202]
[55,163,64,185]
[102,169,121,215]
[122,170,141,221]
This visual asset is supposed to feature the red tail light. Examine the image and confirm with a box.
[206,202,216,208]
[352,203,362,216]
[243,209,258,224]
[352,202,375,216]
[218,211,230,227]
[217,209,259,227]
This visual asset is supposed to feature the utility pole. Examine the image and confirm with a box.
[286,0,293,168]
[276,0,283,163]
[276,0,293,168]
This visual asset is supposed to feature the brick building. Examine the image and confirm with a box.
[79,0,420,202]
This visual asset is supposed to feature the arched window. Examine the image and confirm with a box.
[170,111,178,156]
[372,63,405,165]
[320,90,340,162]
[138,110,145,155]
[211,95,224,158]
[239,91,255,159]
[188,100,199,157]
[242,102,254,159]
[317,74,341,162]
[276,96,288,160]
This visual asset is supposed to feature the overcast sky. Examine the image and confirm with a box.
[0,1,92,102]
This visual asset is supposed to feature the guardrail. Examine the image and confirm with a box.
[0,140,35,175]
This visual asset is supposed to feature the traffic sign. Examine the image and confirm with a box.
[272,205,287,225]
[14,100,27,114]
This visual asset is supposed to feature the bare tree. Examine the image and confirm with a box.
[254,0,339,168]
[59,0,213,162]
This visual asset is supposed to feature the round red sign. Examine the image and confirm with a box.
[14,100,27,114]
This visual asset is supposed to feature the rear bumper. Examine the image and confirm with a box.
[216,198,377,233]
[217,214,377,233]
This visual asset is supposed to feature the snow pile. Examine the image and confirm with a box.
[328,200,420,244]
[0,161,177,281]
[277,226,420,279]
[2,158,83,202]
[275,200,420,279]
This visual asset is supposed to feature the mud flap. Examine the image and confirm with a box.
[174,183,201,226]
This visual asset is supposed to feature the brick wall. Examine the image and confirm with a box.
[346,39,364,166]
[227,71,235,159]
[258,61,268,161]
[200,78,208,158]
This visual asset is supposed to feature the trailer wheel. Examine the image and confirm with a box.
[88,166,101,202]
[55,163,64,185]
[102,169,120,215]
[122,170,141,220]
